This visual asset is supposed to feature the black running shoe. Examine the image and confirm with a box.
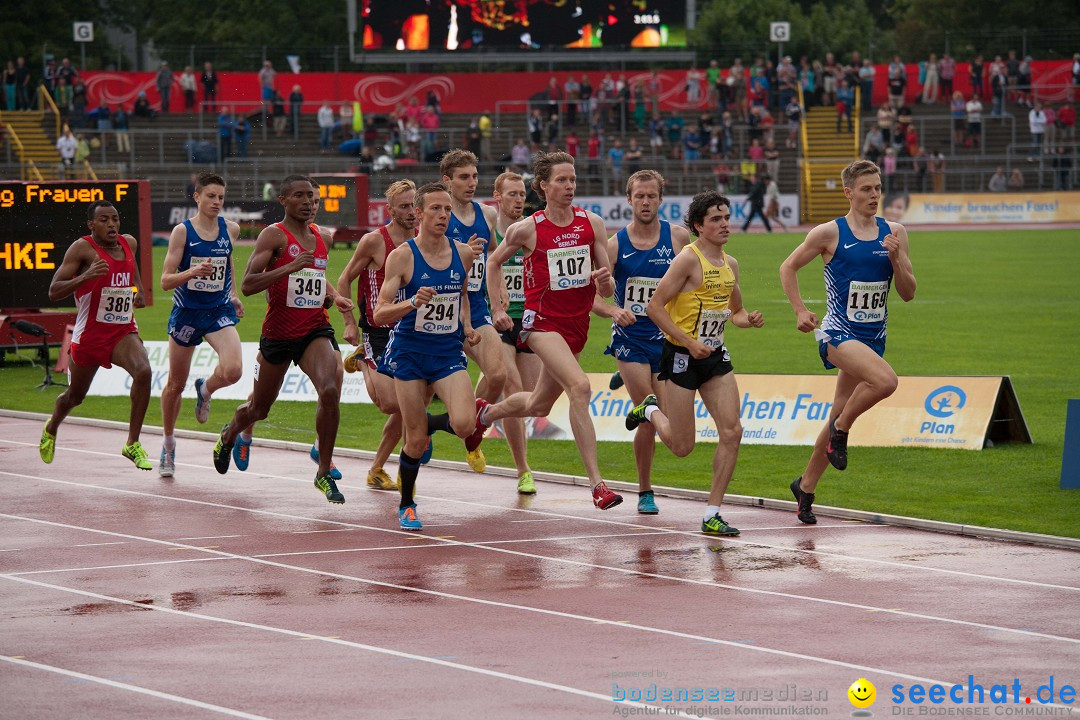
[790,477,817,524]
[213,424,233,475]
[625,394,658,431]
[315,472,346,504]
[609,371,624,391]
[825,419,848,471]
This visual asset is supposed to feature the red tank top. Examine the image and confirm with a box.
[72,235,138,346]
[262,223,330,340]
[360,225,398,328]
[523,206,595,318]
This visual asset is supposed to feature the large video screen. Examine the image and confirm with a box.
[361,1,687,50]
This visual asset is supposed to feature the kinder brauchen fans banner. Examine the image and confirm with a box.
[89,346,1029,451]
[882,192,1080,225]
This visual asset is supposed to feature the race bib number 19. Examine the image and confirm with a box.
[846,280,889,323]
[287,268,325,308]
[547,246,591,290]
[187,256,228,292]
[415,293,460,334]
[96,286,134,324]
[467,253,486,293]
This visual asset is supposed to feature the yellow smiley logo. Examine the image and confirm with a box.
[848,678,876,709]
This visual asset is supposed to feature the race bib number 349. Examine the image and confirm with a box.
[287,268,325,308]
[846,280,889,323]
[547,246,591,290]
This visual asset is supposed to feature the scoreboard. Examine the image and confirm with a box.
[0,180,154,309]
[310,174,369,229]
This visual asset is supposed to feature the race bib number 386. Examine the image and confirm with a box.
[846,280,889,323]
[97,286,134,324]
[287,268,325,308]
[547,246,591,290]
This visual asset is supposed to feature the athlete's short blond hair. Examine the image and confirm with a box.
[625,169,665,199]
[493,171,525,195]
[841,160,881,188]
[385,179,416,203]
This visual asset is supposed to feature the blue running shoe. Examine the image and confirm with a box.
[420,436,433,465]
[194,378,210,424]
[637,490,659,514]
[310,444,342,480]
[399,504,422,531]
[233,435,252,471]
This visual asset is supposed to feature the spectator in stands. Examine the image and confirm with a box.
[712,156,732,193]
[939,52,957,100]
[271,91,288,137]
[218,107,233,160]
[404,118,420,159]
[201,61,218,112]
[808,60,824,109]
[763,137,780,180]
[632,81,647,131]
[882,148,897,193]
[511,138,530,169]
[747,137,765,175]
[337,102,354,139]
[863,125,885,165]
[288,85,303,134]
[928,149,946,192]
[1074,54,1080,99]
[419,104,439,159]
[1058,103,1075,139]
[466,118,482,157]
[682,126,701,172]
[1052,146,1073,190]
[1006,50,1021,105]
[608,137,625,187]
[742,174,771,232]
[990,63,1007,117]
[1008,168,1024,190]
[528,108,544,145]
[44,58,58,95]
[565,128,579,159]
[921,53,940,104]
[545,113,559,145]
[53,76,72,118]
[760,107,776,145]
[1043,104,1057,150]
[785,97,802,149]
[625,137,643,175]
[134,91,155,120]
[729,59,747,119]
[580,74,595,119]
[95,100,111,131]
[666,111,685,160]
[1028,103,1047,157]
[950,91,967,146]
[912,146,928,191]
[586,129,601,176]
[836,80,854,132]
[888,56,906,109]
[478,110,493,160]
[545,76,561,119]
[2,61,16,111]
[71,76,87,129]
[647,112,664,155]
[180,66,197,111]
[858,59,875,111]
[966,94,983,148]
[317,101,334,152]
[156,62,173,113]
[968,55,984,100]
[234,114,251,159]
[56,126,77,177]
[258,60,276,105]
[1017,56,1033,108]
[877,104,895,145]
[905,123,920,159]
[822,52,838,107]
[425,89,441,117]
[685,63,704,105]
[988,166,1008,192]
[764,174,787,231]
[778,55,797,111]
[14,56,30,110]
[114,105,130,153]
[58,57,77,86]
[563,75,580,127]
[74,134,90,174]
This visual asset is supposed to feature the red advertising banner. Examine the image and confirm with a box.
[79,60,1074,116]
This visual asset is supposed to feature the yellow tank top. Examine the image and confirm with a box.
[664,243,736,349]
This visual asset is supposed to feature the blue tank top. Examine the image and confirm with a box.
[445,200,490,317]
[612,220,674,342]
[172,216,233,310]
[386,238,467,355]
[821,217,894,341]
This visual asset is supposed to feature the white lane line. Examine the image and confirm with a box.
[511,518,566,523]
[743,525,893,531]
[0,575,683,717]
[1,548,26,552]
[3,569,1073,711]
[3,510,1078,650]
[174,535,246,541]
[0,655,271,719]
[73,542,129,547]
[0,440,1071,591]
[289,528,359,535]
[2,440,1071,591]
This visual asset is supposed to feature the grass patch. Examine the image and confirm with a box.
[3,229,1078,537]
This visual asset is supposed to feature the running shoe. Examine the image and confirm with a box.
[609,371,624,390]
[591,481,623,510]
[464,398,490,453]
[213,424,233,474]
[790,477,817,524]
[367,466,398,490]
[466,448,486,473]
[398,503,422,531]
[516,471,536,495]
[39,425,55,464]
[637,490,659,514]
[314,472,345,504]
[825,418,849,471]
[194,378,211,424]
[159,446,175,477]
[122,441,153,471]
[309,444,342,480]
[420,436,433,464]
[702,513,740,536]
[625,393,658,431]
[343,347,363,374]
[233,435,252,471]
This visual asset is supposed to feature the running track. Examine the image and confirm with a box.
[1,414,1077,719]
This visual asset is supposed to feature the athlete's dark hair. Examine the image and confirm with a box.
[414,181,450,210]
[196,172,226,191]
[279,174,314,196]
[531,151,575,194]
[683,191,730,236]
[87,200,116,221]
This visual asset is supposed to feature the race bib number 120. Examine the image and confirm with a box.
[697,308,730,349]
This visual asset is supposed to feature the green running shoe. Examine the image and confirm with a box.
[315,472,345,504]
[122,441,153,471]
[702,513,740,536]
[516,471,536,495]
[625,393,658,431]
[39,425,55,464]
[213,424,233,475]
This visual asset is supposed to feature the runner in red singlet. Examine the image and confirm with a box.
[211,175,354,505]
[39,200,153,470]
[480,151,624,510]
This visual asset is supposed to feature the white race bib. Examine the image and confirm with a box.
[467,253,486,293]
[187,256,228,292]
[624,276,659,316]
[504,265,525,303]
[846,280,889,323]
[286,268,325,309]
[96,286,134,324]
[547,245,591,290]
[414,293,460,335]
[697,308,730,349]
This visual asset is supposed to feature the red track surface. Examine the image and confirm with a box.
[1,415,1078,719]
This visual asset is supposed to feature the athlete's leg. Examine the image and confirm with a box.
[498,341,532,476]
[110,334,152,446]
[46,358,100,437]
[697,372,742,507]
[296,337,344,477]
[643,379,698,458]
[161,339,195,437]
[223,354,289,446]
[618,359,660,492]
[798,368,861,492]
[202,325,244,396]
[466,325,507,402]
[826,341,898,433]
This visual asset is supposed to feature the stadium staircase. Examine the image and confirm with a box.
[0,109,59,180]
[799,86,860,224]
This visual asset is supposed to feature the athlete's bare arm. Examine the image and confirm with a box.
[586,211,614,297]
[336,230,385,345]
[647,248,714,359]
[456,241,480,346]
[726,255,764,329]
[373,243,420,327]
[239,225,306,296]
[485,218,534,307]
[670,224,692,254]
[779,221,840,333]
[592,231,633,325]
[884,221,916,301]
[160,223,214,291]
[226,220,244,317]
[48,240,105,302]
[123,234,146,308]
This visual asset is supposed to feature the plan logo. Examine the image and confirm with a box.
[924,385,966,418]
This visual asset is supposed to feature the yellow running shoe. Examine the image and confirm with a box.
[39,425,55,464]
[516,471,536,495]
[466,447,486,473]
[343,347,364,373]
[367,466,399,490]
[122,441,153,471]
